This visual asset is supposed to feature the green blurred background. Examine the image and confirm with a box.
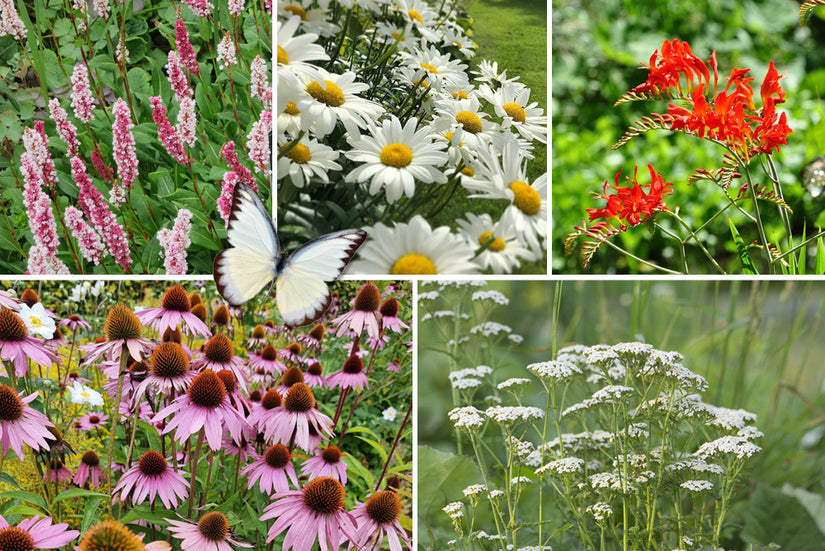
[553,0,825,273]
[418,280,825,549]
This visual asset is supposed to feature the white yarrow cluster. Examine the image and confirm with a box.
[497,377,531,390]
[695,436,762,460]
[680,480,714,493]
[442,501,463,519]
[471,290,509,305]
[536,457,584,477]
[485,405,544,424]
[586,501,613,522]
[527,359,582,382]
[449,406,485,429]
[462,484,486,498]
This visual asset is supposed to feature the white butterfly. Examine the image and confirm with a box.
[213,184,367,327]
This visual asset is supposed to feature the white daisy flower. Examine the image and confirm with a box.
[277,100,302,136]
[297,68,384,137]
[277,134,342,188]
[431,97,501,150]
[472,59,521,87]
[277,3,339,37]
[434,127,477,169]
[481,82,547,143]
[345,115,448,203]
[393,0,441,43]
[399,46,470,93]
[373,21,421,52]
[276,16,328,82]
[441,26,476,58]
[456,212,535,274]
[462,139,547,252]
[349,215,479,275]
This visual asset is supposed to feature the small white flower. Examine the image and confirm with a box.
[462,484,486,498]
[471,290,510,305]
[488,490,504,500]
[695,435,762,460]
[442,501,464,519]
[511,476,532,485]
[586,501,613,522]
[527,359,582,382]
[680,480,714,493]
[449,406,485,430]
[452,377,482,390]
[382,406,397,421]
[536,457,584,477]
[68,382,104,406]
[485,405,544,424]
[497,378,531,391]
[17,303,56,339]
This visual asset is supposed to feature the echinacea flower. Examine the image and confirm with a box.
[78,520,171,551]
[265,383,333,451]
[247,345,287,376]
[135,342,195,399]
[114,450,189,508]
[155,370,248,451]
[349,215,479,275]
[168,512,252,551]
[0,290,20,311]
[379,297,409,334]
[246,325,268,348]
[326,354,369,392]
[0,514,79,549]
[193,333,247,389]
[246,389,282,435]
[136,285,211,338]
[242,443,299,495]
[349,490,411,551]
[332,282,382,340]
[277,366,307,396]
[80,304,153,365]
[59,314,90,332]
[297,324,325,353]
[303,361,326,388]
[0,308,60,377]
[77,412,108,431]
[259,477,356,549]
[44,459,73,484]
[302,445,348,485]
[0,384,55,459]
[73,450,106,489]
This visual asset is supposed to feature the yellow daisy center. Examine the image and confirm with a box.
[452,90,468,100]
[408,9,424,24]
[306,80,345,107]
[503,102,527,123]
[277,45,289,65]
[391,32,406,42]
[284,102,300,115]
[445,132,464,147]
[461,166,474,177]
[282,143,311,164]
[455,111,482,134]
[380,143,413,168]
[479,231,506,252]
[509,181,541,216]
[284,5,308,20]
[391,253,436,274]
[451,40,462,48]
[420,62,439,74]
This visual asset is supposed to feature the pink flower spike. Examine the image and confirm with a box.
[64,206,105,264]
[70,63,95,123]
[246,110,271,175]
[48,98,80,156]
[26,245,70,275]
[111,98,139,193]
[91,148,114,183]
[175,19,200,75]
[217,171,239,224]
[0,0,27,40]
[23,125,57,189]
[217,32,237,71]
[182,0,213,17]
[250,54,272,108]
[156,208,193,275]
[92,0,110,19]
[228,0,245,16]
[166,51,192,102]
[20,153,61,259]
[176,95,197,147]
[221,141,255,187]
[150,96,191,165]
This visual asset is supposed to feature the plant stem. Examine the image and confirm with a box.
[187,430,205,517]
[374,400,411,491]
[106,346,129,517]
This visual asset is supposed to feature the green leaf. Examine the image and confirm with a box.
[3,504,46,517]
[0,490,49,512]
[741,483,825,551]
[354,435,388,464]
[119,504,176,525]
[416,446,483,524]
[0,472,19,489]
[815,237,825,275]
[53,488,108,502]
[127,67,152,100]
[728,217,758,274]
[81,496,104,533]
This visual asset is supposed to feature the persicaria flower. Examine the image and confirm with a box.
[228,0,244,16]
[92,0,110,19]
[182,0,213,17]
[151,97,191,166]
[0,0,27,40]
[250,55,271,107]
[166,51,192,102]
[48,99,80,156]
[217,171,239,224]
[246,110,272,175]
[70,63,95,122]
[156,209,194,275]
[176,95,198,148]
[221,141,255,186]
[586,164,673,227]
[175,19,199,74]
[63,206,104,265]
[111,98,139,195]
[217,32,237,70]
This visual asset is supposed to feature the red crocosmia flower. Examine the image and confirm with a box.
[587,165,673,227]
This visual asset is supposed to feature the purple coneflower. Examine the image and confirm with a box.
[326,354,369,392]
[73,450,106,489]
[259,477,356,549]
[0,384,55,459]
[279,342,305,365]
[79,520,171,550]
[0,513,79,549]
[276,366,306,396]
[332,282,382,340]
[379,297,408,334]
[59,314,90,332]
[265,383,333,451]
[135,341,195,399]
[77,412,108,431]
[80,304,153,364]
[155,370,248,451]
[262,319,288,336]
[65,371,91,385]
[0,290,20,311]
[246,389,282,435]
[297,323,325,353]
[350,490,411,551]
[168,511,251,551]
[387,358,402,373]
[247,345,286,376]
[242,443,299,495]
[246,324,268,349]
[304,361,326,388]
[302,445,348,485]
[210,304,234,337]
[43,459,73,484]
[114,450,189,508]
[215,369,248,415]
[0,308,59,377]
[136,285,211,338]
[193,333,247,390]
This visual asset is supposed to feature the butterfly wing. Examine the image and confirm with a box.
[213,184,280,306]
[275,229,367,327]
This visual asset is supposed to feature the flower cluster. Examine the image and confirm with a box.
[277,1,547,275]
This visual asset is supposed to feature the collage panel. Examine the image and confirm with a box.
[0,278,411,549]
[554,0,825,274]
[417,279,825,550]
[276,0,549,276]
[0,0,272,275]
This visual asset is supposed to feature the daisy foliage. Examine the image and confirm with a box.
[0,279,412,549]
[277,0,548,275]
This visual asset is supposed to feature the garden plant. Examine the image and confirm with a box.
[417,280,825,550]
[0,279,412,549]
[0,0,272,274]
[276,0,548,275]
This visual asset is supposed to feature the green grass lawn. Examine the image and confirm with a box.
[431,0,548,272]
